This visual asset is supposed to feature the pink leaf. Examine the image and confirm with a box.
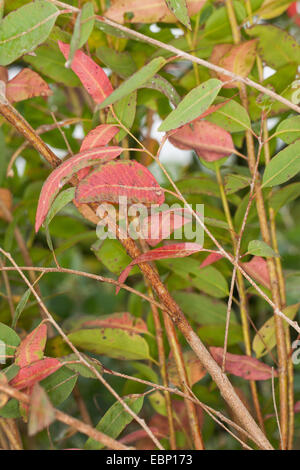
[10,358,62,390]
[6,69,52,103]
[200,252,223,268]
[168,120,234,162]
[78,124,119,181]
[117,242,203,294]
[35,146,123,232]
[241,256,271,290]
[58,42,113,104]
[140,208,196,247]
[210,347,277,381]
[15,323,47,368]
[76,160,165,205]
[75,312,148,335]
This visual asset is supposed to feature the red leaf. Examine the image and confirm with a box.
[58,42,113,104]
[35,146,123,232]
[210,347,277,381]
[168,120,234,162]
[287,4,300,26]
[10,358,62,390]
[241,256,271,290]
[75,312,148,335]
[200,252,223,268]
[140,208,195,247]
[15,323,47,368]
[117,242,203,294]
[76,160,165,205]
[78,124,119,181]
[6,69,52,103]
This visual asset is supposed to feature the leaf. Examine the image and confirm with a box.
[258,0,292,19]
[98,57,167,109]
[10,358,62,390]
[58,41,113,104]
[68,328,151,361]
[246,24,300,68]
[140,208,197,246]
[0,188,12,220]
[40,366,77,407]
[24,44,80,87]
[96,47,137,79]
[78,2,94,48]
[0,322,20,359]
[269,182,300,213]
[262,142,300,188]
[144,74,181,107]
[0,1,59,65]
[172,291,236,324]
[224,174,250,194]
[149,391,167,416]
[5,68,52,103]
[200,252,223,268]
[12,288,31,329]
[275,116,300,144]
[210,347,277,380]
[84,395,144,450]
[248,240,278,258]
[168,350,206,387]
[169,120,234,162]
[253,303,300,358]
[28,383,55,436]
[92,239,139,276]
[35,146,123,232]
[15,323,47,368]
[159,79,222,132]
[216,40,257,88]
[198,323,243,347]
[76,160,165,205]
[106,91,137,142]
[61,353,103,379]
[241,256,271,290]
[105,0,205,24]
[117,243,204,293]
[71,312,149,335]
[45,187,76,226]
[165,0,191,28]
[206,98,252,133]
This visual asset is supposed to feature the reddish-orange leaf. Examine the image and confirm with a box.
[0,66,8,83]
[210,347,277,380]
[15,323,47,368]
[10,358,62,390]
[168,350,206,387]
[168,120,234,162]
[78,124,119,181]
[58,42,113,104]
[105,0,205,24]
[6,69,52,103]
[117,243,203,294]
[76,160,165,206]
[200,252,223,268]
[75,312,148,335]
[241,256,271,290]
[0,188,12,221]
[35,146,123,232]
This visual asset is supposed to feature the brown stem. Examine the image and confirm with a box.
[0,83,273,450]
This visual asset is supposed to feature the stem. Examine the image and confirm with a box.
[215,166,265,431]
[226,0,288,449]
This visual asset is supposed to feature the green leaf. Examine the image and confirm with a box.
[149,391,167,416]
[275,116,300,144]
[246,24,300,68]
[11,289,31,329]
[145,74,181,107]
[248,240,278,258]
[62,353,103,379]
[96,46,137,79]
[40,366,77,407]
[84,395,144,449]
[0,1,59,65]
[24,44,81,86]
[206,98,252,133]
[224,174,250,194]
[78,2,94,48]
[262,142,300,187]
[106,91,137,142]
[198,323,243,347]
[172,291,236,324]
[269,183,300,214]
[45,187,75,226]
[92,239,139,276]
[0,322,20,358]
[165,0,191,28]
[159,79,222,132]
[68,328,151,361]
[253,303,300,358]
[98,57,167,109]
